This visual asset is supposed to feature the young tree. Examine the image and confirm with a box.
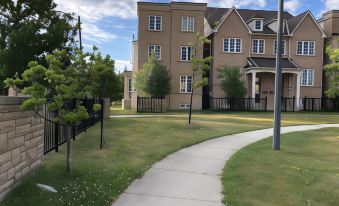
[218,65,247,98]
[0,0,77,94]
[135,53,171,98]
[4,47,115,175]
[187,32,213,125]
[324,45,339,98]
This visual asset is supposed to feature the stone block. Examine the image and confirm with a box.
[0,133,7,154]
[0,179,14,193]
[26,147,37,161]
[15,124,30,137]
[14,171,21,181]
[30,136,42,147]
[30,159,41,170]
[0,161,11,173]
[15,117,32,126]
[0,151,11,165]
[0,105,20,113]
[24,133,33,141]
[32,129,44,138]
[0,120,15,134]
[30,124,43,133]
[7,131,15,139]
[11,147,21,165]
[20,111,32,118]
[8,136,24,150]
[37,144,44,153]
[7,167,15,179]
[0,172,7,184]
[3,112,22,121]
[15,161,26,171]
[22,166,29,177]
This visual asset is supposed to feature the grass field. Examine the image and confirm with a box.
[1,112,338,206]
[223,128,339,206]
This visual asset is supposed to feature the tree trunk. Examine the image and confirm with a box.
[66,125,73,175]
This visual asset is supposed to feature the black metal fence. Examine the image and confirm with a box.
[210,97,268,112]
[43,98,103,154]
[137,97,164,113]
[303,97,339,112]
[281,97,295,112]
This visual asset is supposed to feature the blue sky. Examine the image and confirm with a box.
[55,0,337,73]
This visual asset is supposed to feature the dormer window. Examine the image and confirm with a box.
[254,20,263,31]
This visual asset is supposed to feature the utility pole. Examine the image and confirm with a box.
[273,0,284,151]
[78,16,82,50]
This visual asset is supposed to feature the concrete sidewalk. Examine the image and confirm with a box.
[112,124,339,206]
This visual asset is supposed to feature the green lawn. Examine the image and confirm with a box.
[223,127,339,206]
[1,112,338,206]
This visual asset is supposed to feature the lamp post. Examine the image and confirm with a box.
[273,0,284,151]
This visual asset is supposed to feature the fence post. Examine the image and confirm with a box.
[312,98,315,111]
[292,96,295,112]
[303,96,307,111]
[55,122,59,152]
[84,97,87,132]
[265,96,268,112]
[137,96,139,112]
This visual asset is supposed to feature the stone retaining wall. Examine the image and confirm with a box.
[0,97,44,201]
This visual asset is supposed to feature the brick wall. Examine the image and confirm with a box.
[0,97,44,201]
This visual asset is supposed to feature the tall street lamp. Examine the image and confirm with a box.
[273,0,284,151]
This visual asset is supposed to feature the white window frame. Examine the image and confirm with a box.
[296,41,315,56]
[223,38,242,53]
[301,69,314,86]
[253,20,263,31]
[252,39,265,54]
[181,46,192,61]
[148,45,161,60]
[180,75,193,93]
[273,40,286,55]
[149,15,162,31]
[181,16,195,32]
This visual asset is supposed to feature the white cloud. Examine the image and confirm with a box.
[81,23,117,43]
[284,0,301,14]
[115,60,132,73]
[55,0,137,21]
[323,0,339,10]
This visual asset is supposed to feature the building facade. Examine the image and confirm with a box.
[123,2,338,111]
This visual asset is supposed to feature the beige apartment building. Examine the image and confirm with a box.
[123,1,338,111]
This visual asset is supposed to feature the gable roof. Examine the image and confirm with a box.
[289,11,327,38]
[205,7,324,37]
[213,7,252,33]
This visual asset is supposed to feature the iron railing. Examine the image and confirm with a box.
[43,98,103,154]
[303,97,339,112]
[137,97,164,113]
[210,97,268,112]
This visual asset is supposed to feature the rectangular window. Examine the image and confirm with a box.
[182,16,195,32]
[301,69,314,86]
[148,45,161,60]
[181,46,192,61]
[180,75,193,93]
[297,41,315,56]
[274,40,286,55]
[149,16,162,31]
[252,39,265,54]
[223,38,242,53]
[254,20,263,31]
[128,79,132,92]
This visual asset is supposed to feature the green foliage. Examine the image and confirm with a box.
[324,45,339,98]
[135,53,171,98]
[0,0,78,93]
[4,47,116,125]
[218,65,247,98]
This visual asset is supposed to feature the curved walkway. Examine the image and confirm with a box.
[112,124,339,206]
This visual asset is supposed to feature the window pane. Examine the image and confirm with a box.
[297,42,303,54]
[187,76,192,92]
[308,70,314,85]
[259,40,264,53]
[303,42,309,55]
[149,16,155,30]
[309,42,314,55]
[181,47,187,61]
[253,40,258,53]
[180,76,186,92]
[224,39,229,52]
[155,46,160,60]
[255,21,261,30]
[182,17,187,31]
[187,47,191,60]
[302,70,307,85]
[236,39,241,52]
[230,39,235,52]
